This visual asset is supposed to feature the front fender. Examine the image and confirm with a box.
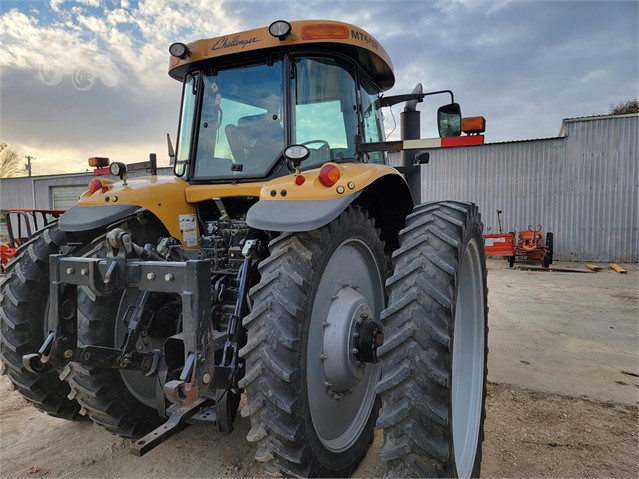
[59,176,196,244]
[246,163,404,232]
[59,204,140,232]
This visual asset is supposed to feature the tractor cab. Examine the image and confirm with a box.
[169,20,393,183]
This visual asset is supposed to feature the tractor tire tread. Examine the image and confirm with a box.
[376,200,488,478]
[0,226,85,420]
[240,206,381,477]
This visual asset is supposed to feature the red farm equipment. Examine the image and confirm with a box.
[0,209,64,272]
[515,225,554,268]
[483,210,516,267]
[483,211,554,269]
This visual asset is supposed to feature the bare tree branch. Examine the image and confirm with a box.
[609,99,638,116]
[0,142,24,178]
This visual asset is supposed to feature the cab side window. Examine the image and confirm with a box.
[359,77,385,165]
[292,56,358,167]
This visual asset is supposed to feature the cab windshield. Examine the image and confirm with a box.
[177,60,285,179]
[175,55,379,180]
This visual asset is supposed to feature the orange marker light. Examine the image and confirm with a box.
[319,164,341,187]
[88,157,110,167]
[301,24,349,40]
[461,116,486,135]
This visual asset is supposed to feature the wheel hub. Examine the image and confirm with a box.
[320,287,383,397]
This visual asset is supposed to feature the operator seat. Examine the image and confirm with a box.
[225,113,283,168]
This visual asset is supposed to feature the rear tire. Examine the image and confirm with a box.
[0,226,85,420]
[239,206,386,477]
[377,201,488,478]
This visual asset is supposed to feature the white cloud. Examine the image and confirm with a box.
[0,1,243,93]
[49,0,65,13]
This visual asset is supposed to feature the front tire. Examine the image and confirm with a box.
[377,201,488,478]
[239,207,386,477]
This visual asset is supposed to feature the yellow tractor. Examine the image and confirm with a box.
[1,20,488,478]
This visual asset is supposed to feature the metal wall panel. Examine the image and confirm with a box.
[389,115,638,262]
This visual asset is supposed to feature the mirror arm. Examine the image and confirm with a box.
[379,89,455,109]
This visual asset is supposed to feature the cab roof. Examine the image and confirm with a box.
[168,20,395,92]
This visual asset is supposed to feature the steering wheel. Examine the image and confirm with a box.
[301,140,330,151]
[528,224,542,232]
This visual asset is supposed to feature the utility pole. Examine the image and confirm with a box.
[25,155,35,177]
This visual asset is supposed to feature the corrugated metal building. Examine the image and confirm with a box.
[388,113,638,262]
[1,115,637,262]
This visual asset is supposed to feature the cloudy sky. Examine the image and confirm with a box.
[0,0,637,176]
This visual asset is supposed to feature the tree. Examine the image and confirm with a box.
[0,142,23,178]
[609,99,638,115]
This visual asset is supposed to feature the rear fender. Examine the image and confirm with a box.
[246,163,413,240]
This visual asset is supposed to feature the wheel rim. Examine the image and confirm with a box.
[306,239,384,453]
[452,238,485,478]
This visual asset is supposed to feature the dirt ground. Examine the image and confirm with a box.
[1,261,637,478]
[0,376,636,478]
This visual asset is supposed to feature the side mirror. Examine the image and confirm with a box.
[437,103,462,138]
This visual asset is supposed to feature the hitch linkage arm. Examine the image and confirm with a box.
[23,252,214,404]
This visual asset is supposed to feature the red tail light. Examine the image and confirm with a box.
[318,164,340,187]
[87,179,108,194]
